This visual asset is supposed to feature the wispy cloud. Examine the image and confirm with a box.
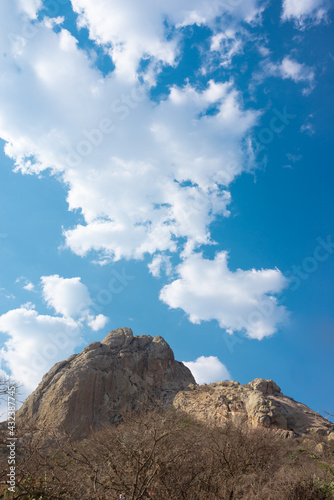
[301,114,316,135]
[267,57,315,94]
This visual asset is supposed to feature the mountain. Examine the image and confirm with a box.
[173,378,334,438]
[16,327,195,438]
[16,327,334,440]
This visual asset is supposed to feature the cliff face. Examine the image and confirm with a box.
[16,328,195,438]
[16,327,334,440]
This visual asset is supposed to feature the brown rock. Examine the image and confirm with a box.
[249,378,281,395]
[15,329,334,441]
[16,328,195,439]
[173,378,334,437]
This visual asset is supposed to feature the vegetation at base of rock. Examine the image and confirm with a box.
[1,330,333,498]
[1,409,334,499]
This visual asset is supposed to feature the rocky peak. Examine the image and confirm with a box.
[101,327,133,349]
[16,328,195,439]
[248,378,281,395]
[15,328,334,441]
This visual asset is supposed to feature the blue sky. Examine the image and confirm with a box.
[0,0,333,420]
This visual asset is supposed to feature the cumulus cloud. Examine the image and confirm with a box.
[70,0,264,80]
[61,79,256,261]
[41,274,108,328]
[41,275,92,318]
[0,3,259,263]
[0,275,109,401]
[282,0,329,27]
[183,356,231,385]
[160,252,288,339]
[86,314,109,331]
[0,1,288,342]
[0,305,81,393]
[17,0,42,19]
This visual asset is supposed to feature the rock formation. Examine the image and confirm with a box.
[16,328,195,439]
[16,327,334,440]
[173,378,334,437]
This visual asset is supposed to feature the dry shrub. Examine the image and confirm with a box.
[0,408,333,499]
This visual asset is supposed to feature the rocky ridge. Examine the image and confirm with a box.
[16,328,334,440]
[173,378,334,437]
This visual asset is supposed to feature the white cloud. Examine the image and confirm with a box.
[0,1,288,342]
[41,274,109,331]
[23,281,35,291]
[86,314,108,331]
[70,0,264,80]
[280,57,315,83]
[267,57,315,93]
[160,252,288,339]
[0,287,15,300]
[41,275,92,318]
[17,0,42,19]
[282,0,329,27]
[0,305,81,393]
[183,356,231,385]
[210,30,244,68]
[16,277,35,291]
[0,274,110,400]
[61,80,256,261]
[0,2,258,263]
[0,3,259,265]
[301,114,315,135]
[148,254,173,278]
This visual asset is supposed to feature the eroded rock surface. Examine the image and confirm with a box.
[16,328,334,440]
[173,379,334,437]
[16,328,195,438]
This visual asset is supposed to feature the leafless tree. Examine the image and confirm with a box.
[1,407,334,499]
